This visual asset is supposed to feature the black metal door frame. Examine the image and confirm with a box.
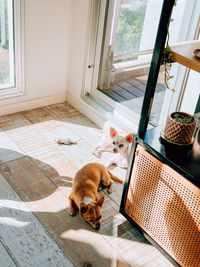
[119,0,179,266]
[137,0,176,139]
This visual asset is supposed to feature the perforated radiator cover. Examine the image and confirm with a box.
[125,144,200,267]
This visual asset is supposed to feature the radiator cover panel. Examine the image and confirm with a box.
[124,144,200,267]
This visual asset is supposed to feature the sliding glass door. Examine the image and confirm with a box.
[85,0,200,129]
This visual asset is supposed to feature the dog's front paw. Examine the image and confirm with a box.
[69,211,76,216]
[107,188,112,194]
[98,185,103,192]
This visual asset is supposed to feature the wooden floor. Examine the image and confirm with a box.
[100,74,166,126]
[0,102,174,267]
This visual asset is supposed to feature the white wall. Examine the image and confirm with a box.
[0,0,72,115]
[0,0,107,128]
[67,0,90,100]
[66,0,107,127]
[181,70,200,114]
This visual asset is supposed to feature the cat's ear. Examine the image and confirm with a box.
[126,133,134,143]
[110,127,117,139]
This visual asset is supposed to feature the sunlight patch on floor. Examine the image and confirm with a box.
[0,217,30,228]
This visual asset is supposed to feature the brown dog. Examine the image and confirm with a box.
[68,163,123,230]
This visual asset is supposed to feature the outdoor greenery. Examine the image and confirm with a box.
[163,44,175,92]
[0,0,9,86]
[114,3,147,59]
[0,0,9,49]
[163,0,177,92]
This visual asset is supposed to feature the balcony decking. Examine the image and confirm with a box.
[100,73,166,126]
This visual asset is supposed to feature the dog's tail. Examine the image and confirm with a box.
[108,170,123,184]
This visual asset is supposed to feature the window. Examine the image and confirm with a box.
[0,0,14,89]
[98,0,163,91]
[84,0,200,130]
[0,0,24,97]
[113,1,147,59]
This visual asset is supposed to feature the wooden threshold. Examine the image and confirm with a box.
[100,74,166,126]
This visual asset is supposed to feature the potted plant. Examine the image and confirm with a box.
[164,111,196,145]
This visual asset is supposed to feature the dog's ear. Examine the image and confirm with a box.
[126,133,134,143]
[80,203,88,214]
[97,196,104,207]
[110,127,117,139]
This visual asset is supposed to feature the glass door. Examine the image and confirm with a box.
[87,0,199,129]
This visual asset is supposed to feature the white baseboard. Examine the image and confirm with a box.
[66,93,138,133]
[0,91,138,134]
[0,93,67,116]
[66,94,107,128]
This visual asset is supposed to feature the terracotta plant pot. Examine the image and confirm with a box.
[164,112,196,144]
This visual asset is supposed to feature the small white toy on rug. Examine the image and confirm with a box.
[92,127,134,169]
[55,137,78,145]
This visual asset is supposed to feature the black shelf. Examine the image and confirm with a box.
[120,0,200,266]
[143,127,200,188]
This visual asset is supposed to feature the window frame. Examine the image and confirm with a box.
[159,0,200,125]
[85,0,155,96]
[95,0,163,87]
[82,0,141,129]
[83,0,153,127]
[0,0,24,100]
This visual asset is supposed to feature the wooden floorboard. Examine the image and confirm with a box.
[134,77,165,92]
[44,102,84,121]
[103,89,126,102]
[101,75,166,126]
[0,157,128,267]
[0,113,31,131]
[122,91,166,126]
[0,131,24,164]
[0,173,73,267]
[0,241,16,267]
[0,102,174,267]
[20,107,54,124]
[116,80,144,98]
[124,77,146,92]
[110,84,136,100]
